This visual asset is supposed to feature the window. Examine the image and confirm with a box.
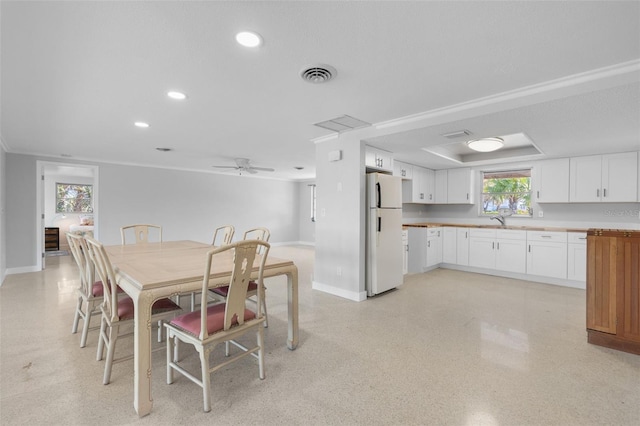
[309,184,316,222]
[56,183,93,213]
[481,170,531,217]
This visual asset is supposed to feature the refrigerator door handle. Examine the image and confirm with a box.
[378,216,382,232]
[376,182,381,208]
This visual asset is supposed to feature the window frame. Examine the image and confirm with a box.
[479,168,532,218]
[55,182,94,214]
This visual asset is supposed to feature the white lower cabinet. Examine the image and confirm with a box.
[426,228,442,268]
[402,229,409,275]
[469,229,526,273]
[442,227,457,264]
[456,228,470,266]
[567,232,587,281]
[407,228,427,273]
[526,231,567,279]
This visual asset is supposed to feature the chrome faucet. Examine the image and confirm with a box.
[490,215,506,226]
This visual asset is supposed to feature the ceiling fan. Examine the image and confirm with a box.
[212,158,275,174]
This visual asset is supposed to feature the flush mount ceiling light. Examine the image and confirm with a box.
[467,137,504,152]
[134,122,150,128]
[167,91,187,100]
[236,31,263,48]
[156,147,172,152]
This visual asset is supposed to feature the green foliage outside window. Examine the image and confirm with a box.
[482,170,531,217]
[56,183,93,213]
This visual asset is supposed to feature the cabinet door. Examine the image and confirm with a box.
[423,168,435,204]
[526,241,567,279]
[602,152,638,202]
[442,227,457,264]
[570,155,602,202]
[496,239,526,273]
[393,161,413,180]
[469,237,495,269]
[426,229,442,267]
[586,236,617,334]
[536,158,569,203]
[620,238,640,343]
[407,228,427,273]
[567,243,587,282]
[456,228,470,266]
[447,168,473,204]
[435,170,447,203]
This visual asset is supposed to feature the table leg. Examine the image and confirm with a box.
[287,265,299,350]
[133,294,153,417]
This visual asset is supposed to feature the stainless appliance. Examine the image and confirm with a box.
[366,172,404,296]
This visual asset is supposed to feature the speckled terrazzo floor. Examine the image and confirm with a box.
[1,245,638,425]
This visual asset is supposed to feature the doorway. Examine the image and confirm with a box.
[37,161,98,270]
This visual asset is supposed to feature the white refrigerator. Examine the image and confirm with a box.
[366,172,404,297]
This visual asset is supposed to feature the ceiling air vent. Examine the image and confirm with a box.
[314,115,371,133]
[441,130,472,139]
[300,64,337,84]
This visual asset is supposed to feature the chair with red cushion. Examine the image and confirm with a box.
[165,239,270,412]
[84,236,182,385]
[68,232,107,348]
[209,227,270,326]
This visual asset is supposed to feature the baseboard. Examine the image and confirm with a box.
[312,280,366,302]
[6,265,41,275]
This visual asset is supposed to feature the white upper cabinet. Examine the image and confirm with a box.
[402,165,435,204]
[569,152,638,202]
[447,168,474,204]
[365,146,394,173]
[393,161,413,180]
[535,158,570,203]
[435,169,448,203]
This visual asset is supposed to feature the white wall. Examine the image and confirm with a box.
[5,153,303,271]
[313,136,366,301]
[298,181,315,244]
[0,146,6,283]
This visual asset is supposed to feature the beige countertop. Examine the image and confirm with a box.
[403,222,591,233]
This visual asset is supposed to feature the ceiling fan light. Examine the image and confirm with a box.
[467,137,504,152]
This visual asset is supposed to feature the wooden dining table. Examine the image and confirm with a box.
[103,240,299,417]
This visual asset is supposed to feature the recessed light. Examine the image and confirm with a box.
[236,31,262,48]
[134,122,150,128]
[167,91,187,100]
[467,137,504,152]
[294,166,304,170]
[156,148,172,152]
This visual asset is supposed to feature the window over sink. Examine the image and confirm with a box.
[481,169,532,217]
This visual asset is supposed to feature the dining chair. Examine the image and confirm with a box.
[209,227,270,326]
[212,225,235,246]
[185,224,237,312]
[164,239,270,412]
[84,236,182,385]
[120,224,162,245]
[67,232,106,348]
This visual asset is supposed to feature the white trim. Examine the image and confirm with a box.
[375,60,640,131]
[312,280,366,302]
[6,266,41,275]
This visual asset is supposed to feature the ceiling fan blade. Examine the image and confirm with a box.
[246,168,258,174]
[250,167,275,172]
[212,166,239,169]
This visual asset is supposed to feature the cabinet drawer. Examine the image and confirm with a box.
[469,228,496,239]
[497,229,526,240]
[427,228,441,238]
[527,231,567,243]
[567,232,587,244]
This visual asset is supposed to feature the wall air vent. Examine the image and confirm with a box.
[300,64,337,84]
[441,130,472,139]
[314,115,371,133]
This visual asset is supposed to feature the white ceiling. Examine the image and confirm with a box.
[2,1,639,180]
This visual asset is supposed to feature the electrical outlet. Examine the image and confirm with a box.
[538,210,544,218]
